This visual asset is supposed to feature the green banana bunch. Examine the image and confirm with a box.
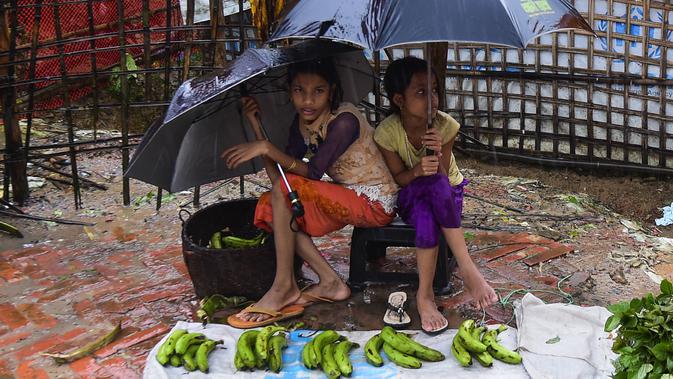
[380,326,444,362]
[334,340,358,377]
[236,330,260,369]
[471,326,493,367]
[382,342,422,369]
[267,334,288,373]
[196,339,223,373]
[302,340,319,369]
[457,319,487,353]
[312,330,341,366]
[196,295,248,325]
[482,328,522,364]
[155,331,221,373]
[321,343,341,378]
[364,334,384,367]
[449,320,523,367]
[451,334,472,367]
[222,232,267,249]
[175,332,205,355]
[255,325,286,362]
[234,327,288,373]
[156,329,187,365]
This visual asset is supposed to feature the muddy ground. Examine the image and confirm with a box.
[460,156,673,237]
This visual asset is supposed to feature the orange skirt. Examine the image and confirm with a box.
[254,174,394,237]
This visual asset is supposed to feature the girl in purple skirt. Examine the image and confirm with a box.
[374,57,497,334]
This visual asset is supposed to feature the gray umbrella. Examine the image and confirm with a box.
[126,40,375,192]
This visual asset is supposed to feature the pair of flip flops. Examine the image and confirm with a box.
[227,284,336,329]
[383,291,449,335]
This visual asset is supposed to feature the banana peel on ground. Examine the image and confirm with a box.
[43,321,122,364]
[0,220,23,238]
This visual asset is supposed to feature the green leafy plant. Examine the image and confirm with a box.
[109,53,139,97]
[132,190,176,208]
[604,279,673,379]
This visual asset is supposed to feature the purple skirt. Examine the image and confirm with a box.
[397,174,467,249]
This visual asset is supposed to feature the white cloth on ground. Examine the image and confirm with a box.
[514,293,617,379]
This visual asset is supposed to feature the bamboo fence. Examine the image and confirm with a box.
[1,0,672,207]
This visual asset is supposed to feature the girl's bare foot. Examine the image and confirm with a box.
[235,285,302,323]
[460,265,498,310]
[294,278,351,306]
[416,292,448,333]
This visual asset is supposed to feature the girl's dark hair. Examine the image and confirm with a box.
[383,56,440,115]
[287,58,344,112]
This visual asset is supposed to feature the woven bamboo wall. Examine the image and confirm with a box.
[450,0,673,169]
[383,0,673,171]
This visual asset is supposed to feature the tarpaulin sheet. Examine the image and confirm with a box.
[143,321,530,378]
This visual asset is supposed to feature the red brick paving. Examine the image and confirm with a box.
[523,244,575,266]
[0,303,29,329]
[476,244,527,261]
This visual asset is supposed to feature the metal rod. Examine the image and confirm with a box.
[118,0,130,206]
[238,0,246,196]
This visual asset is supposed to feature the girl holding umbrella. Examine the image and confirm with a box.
[374,57,498,334]
[222,58,399,328]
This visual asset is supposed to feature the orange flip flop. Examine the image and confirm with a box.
[293,284,342,307]
[227,303,304,329]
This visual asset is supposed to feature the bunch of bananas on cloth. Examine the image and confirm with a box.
[301,330,359,378]
[156,329,222,372]
[208,230,268,249]
[196,295,249,325]
[451,319,522,367]
[235,326,289,373]
[364,326,445,369]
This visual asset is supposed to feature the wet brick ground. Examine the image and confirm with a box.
[0,223,574,378]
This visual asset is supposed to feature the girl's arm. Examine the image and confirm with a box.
[376,143,439,187]
[437,136,456,177]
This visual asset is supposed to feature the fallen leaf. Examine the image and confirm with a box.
[546,336,561,344]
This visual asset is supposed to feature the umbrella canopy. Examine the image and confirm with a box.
[126,40,375,192]
[269,0,594,49]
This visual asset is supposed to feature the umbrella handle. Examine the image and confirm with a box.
[256,112,306,223]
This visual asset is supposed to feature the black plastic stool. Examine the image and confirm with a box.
[348,218,455,293]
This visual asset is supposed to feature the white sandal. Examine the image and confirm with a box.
[383,291,411,329]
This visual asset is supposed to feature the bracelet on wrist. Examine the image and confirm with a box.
[286,159,297,171]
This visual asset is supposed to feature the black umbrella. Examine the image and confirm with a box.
[269,0,594,50]
[126,40,375,193]
[269,0,595,133]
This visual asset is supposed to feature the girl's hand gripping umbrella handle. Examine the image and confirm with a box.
[253,115,305,220]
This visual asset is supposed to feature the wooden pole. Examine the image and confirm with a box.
[1,0,28,203]
[24,0,43,152]
[53,0,82,208]
[428,42,448,111]
[86,0,99,141]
